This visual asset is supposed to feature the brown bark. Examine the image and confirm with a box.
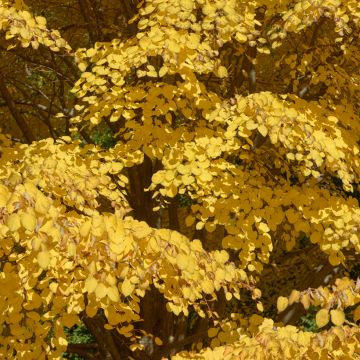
[121,0,140,36]
[78,0,98,44]
[83,315,122,359]
[168,196,180,231]
[0,80,36,143]
[66,343,98,360]
[127,155,157,226]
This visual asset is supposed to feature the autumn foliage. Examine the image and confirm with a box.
[0,0,359,359]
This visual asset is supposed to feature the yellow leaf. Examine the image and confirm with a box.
[7,44,17,51]
[92,216,105,237]
[315,309,329,328]
[330,309,345,326]
[256,302,264,312]
[277,296,288,313]
[165,113,172,123]
[121,278,135,297]
[168,40,180,53]
[301,294,310,310]
[32,237,42,251]
[67,242,77,257]
[190,239,203,252]
[57,336,68,347]
[86,48,96,57]
[327,116,338,123]
[214,250,229,263]
[246,119,257,130]
[118,324,134,335]
[95,283,107,299]
[35,195,50,215]
[176,253,189,271]
[84,277,98,293]
[158,66,168,77]
[182,174,195,185]
[27,312,41,321]
[269,132,278,144]
[198,171,213,182]
[37,251,50,269]
[86,305,98,317]
[181,0,193,10]
[329,253,341,266]
[332,326,345,341]
[154,337,163,346]
[106,273,117,286]
[79,221,91,238]
[310,231,321,243]
[202,279,214,294]
[185,215,195,227]
[235,32,248,43]
[94,78,106,86]
[139,36,151,50]
[49,282,58,293]
[21,212,37,232]
[258,222,270,233]
[195,221,205,230]
[205,222,216,232]
[107,286,120,302]
[20,28,31,40]
[217,66,228,78]
[62,314,80,328]
[78,62,87,72]
[214,268,225,283]
[187,33,200,49]
[35,16,47,26]
[10,325,25,336]
[208,327,219,338]
[147,69,158,77]
[285,108,298,118]
[0,184,9,207]
[288,290,300,305]
[7,214,20,231]
[152,172,164,185]
[258,124,268,137]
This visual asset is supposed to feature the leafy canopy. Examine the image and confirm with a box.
[0,0,359,359]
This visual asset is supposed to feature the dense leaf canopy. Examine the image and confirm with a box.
[0,0,359,359]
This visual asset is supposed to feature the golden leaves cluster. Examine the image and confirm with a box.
[0,137,144,215]
[281,0,357,40]
[0,2,71,52]
[173,317,360,359]
[221,92,359,191]
[0,171,256,358]
[68,0,360,284]
[148,92,360,270]
[70,0,260,129]
[136,0,256,47]
[277,277,360,328]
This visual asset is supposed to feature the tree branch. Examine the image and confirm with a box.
[83,315,122,360]
[66,343,99,360]
[0,77,36,143]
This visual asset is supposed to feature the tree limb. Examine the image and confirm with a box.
[0,77,36,143]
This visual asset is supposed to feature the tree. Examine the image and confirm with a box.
[0,0,359,359]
